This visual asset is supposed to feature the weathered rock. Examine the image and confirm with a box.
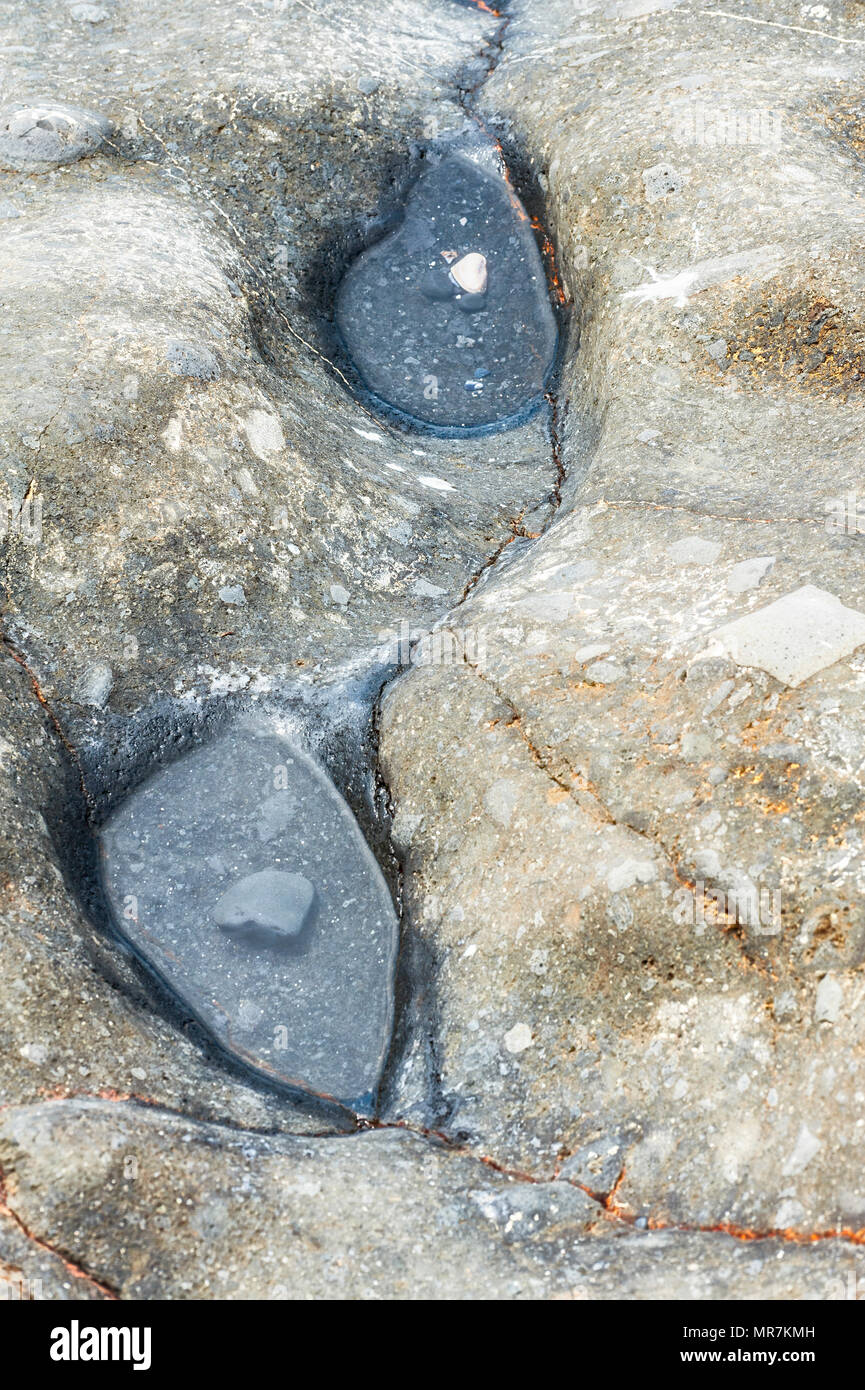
[376,0,865,1248]
[2,1098,863,1301]
[4,0,865,1300]
[0,172,554,733]
[0,102,111,172]
[379,491,865,1234]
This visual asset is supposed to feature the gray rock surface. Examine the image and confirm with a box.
[0,101,111,172]
[3,0,865,1299]
[2,1097,863,1300]
[379,0,865,1246]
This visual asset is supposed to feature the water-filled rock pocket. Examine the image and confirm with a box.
[98,723,399,1110]
[336,152,558,431]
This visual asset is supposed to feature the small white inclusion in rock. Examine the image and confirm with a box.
[504,1022,533,1053]
[450,252,488,295]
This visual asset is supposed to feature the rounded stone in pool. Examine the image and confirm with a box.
[98,725,398,1109]
[336,153,558,431]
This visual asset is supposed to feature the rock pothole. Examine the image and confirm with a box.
[335,148,559,431]
[98,719,399,1110]
[0,0,573,1122]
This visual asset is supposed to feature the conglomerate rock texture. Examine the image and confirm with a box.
[2,0,865,1299]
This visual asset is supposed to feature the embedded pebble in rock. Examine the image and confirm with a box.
[73,661,113,709]
[667,535,722,566]
[503,1022,533,1054]
[714,585,865,687]
[69,3,109,20]
[336,153,558,430]
[99,724,399,1108]
[214,870,316,946]
[727,555,775,594]
[218,584,246,606]
[165,339,221,380]
[814,974,843,1025]
[0,101,111,171]
[642,162,682,202]
[585,659,625,684]
[243,409,285,459]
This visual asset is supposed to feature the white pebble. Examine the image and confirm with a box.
[504,1022,533,1053]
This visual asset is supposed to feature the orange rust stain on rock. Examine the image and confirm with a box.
[649,1213,865,1248]
[709,284,865,400]
[546,786,571,805]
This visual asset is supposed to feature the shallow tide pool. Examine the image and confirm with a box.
[99,723,399,1110]
[336,152,559,432]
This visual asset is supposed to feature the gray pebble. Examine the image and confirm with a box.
[214,869,315,946]
[165,340,221,380]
